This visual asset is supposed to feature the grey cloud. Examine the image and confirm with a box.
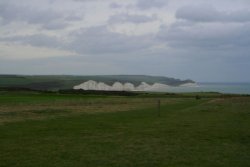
[176,5,218,22]
[0,1,69,30]
[0,25,155,56]
[42,21,69,30]
[65,14,83,21]
[157,21,250,53]
[68,26,154,55]
[108,13,157,24]
[0,2,58,23]
[0,34,63,48]
[109,3,123,9]
[176,5,250,23]
[227,10,250,22]
[136,0,167,10]
[72,0,102,2]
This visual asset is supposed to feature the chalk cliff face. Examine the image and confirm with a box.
[73,80,170,91]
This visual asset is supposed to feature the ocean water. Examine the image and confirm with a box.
[164,83,250,95]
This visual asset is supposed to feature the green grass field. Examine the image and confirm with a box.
[0,91,250,167]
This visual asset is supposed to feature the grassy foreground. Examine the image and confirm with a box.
[0,91,250,167]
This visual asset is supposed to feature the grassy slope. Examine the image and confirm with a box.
[0,92,250,167]
[0,75,81,90]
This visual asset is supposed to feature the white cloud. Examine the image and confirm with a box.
[108,13,157,24]
[0,42,77,60]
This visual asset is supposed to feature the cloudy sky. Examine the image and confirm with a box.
[0,0,250,82]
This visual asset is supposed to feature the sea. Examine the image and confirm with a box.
[165,83,250,95]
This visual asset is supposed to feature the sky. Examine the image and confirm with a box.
[0,0,250,82]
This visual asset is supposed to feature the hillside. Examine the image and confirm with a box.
[0,75,195,91]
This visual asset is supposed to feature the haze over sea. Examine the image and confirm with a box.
[165,83,250,95]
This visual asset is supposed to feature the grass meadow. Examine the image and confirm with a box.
[0,91,250,167]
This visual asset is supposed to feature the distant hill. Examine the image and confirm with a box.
[0,75,195,91]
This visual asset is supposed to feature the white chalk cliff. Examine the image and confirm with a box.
[73,80,172,91]
[73,80,198,92]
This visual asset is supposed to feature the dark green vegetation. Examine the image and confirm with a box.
[0,90,250,167]
[0,74,195,90]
